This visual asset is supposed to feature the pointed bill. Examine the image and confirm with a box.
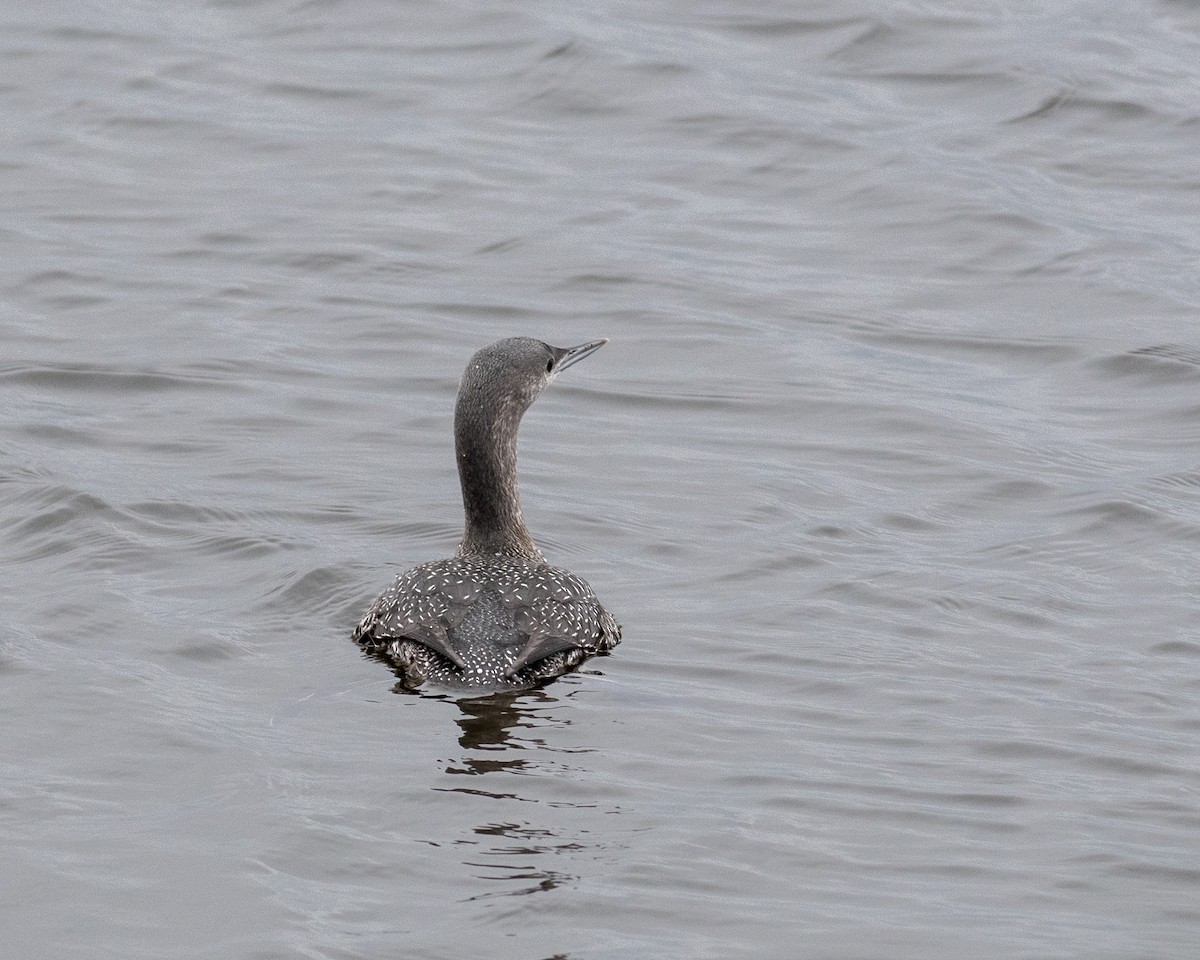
[554,338,608,373]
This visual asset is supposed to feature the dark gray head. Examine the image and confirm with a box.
[458,337,608,419]
[454,337,608,557]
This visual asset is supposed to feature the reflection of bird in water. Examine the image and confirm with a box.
[354,338,620,691]
[440,690,559,776]
[421,691,607,901]
[453,690,539,758]
[446,694,584,899]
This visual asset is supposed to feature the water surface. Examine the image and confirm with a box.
[3,1,1199,957]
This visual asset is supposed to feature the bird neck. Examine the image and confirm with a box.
[454,390,541,559]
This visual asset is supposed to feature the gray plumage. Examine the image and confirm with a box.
[354,337,621,691]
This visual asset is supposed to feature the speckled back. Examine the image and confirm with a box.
[353,554,621,687]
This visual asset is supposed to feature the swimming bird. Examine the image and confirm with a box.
[353,337,621,690]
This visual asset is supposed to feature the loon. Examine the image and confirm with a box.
[353,337,621,690]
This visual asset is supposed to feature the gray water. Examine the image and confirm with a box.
[3,1,1199,957]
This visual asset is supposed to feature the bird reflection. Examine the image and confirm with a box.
[425,681,607,903]
[444,688,556,774]
[354,631,614,935]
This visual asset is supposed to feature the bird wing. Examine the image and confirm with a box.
[503,632,586,678]
[500,566,617,676]
[354,560,470,668]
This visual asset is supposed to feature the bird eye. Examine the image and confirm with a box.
[545,359,554,373]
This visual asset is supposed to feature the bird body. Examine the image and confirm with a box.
[354,337,620,690]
